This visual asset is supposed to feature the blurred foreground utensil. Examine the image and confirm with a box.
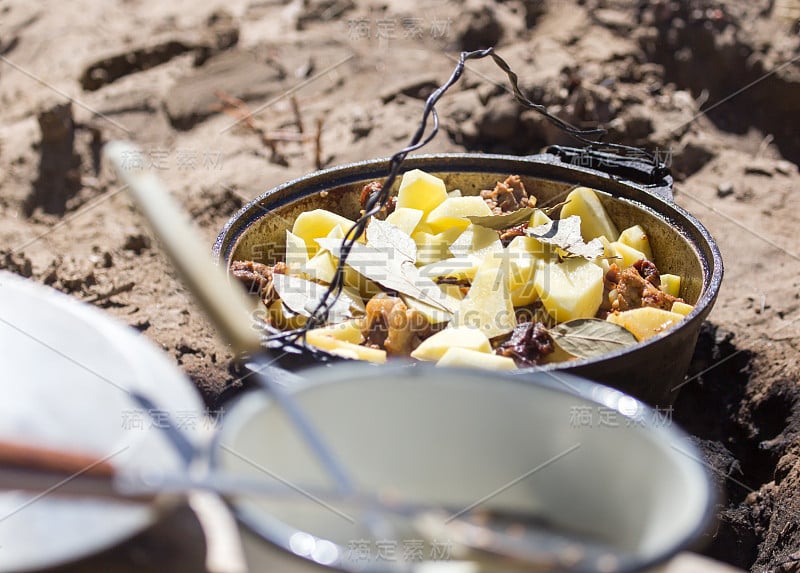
[103,140,391,540]
[0,440,629,572]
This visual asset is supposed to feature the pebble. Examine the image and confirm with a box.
[717,182,734,198]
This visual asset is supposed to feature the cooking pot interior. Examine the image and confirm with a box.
[224,164,705,305]
[216,368,711,570]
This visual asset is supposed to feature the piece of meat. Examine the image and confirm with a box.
[607,263,680,312]
[359,181,395,218]
[363,294,431,355]
[231,260,286,303]
[633,259,660,287]
[496,321,554,367]
[480,175,535,215]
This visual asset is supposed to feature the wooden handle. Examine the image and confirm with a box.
[0,439,116,478]
[104,141,263,356]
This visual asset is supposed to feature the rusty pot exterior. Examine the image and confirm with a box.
[213,149,723,407]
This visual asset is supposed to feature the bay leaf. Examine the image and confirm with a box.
[466,207,534,230]
[526,215,605,260]
[272,273,364,323]
[366,218,417,263]
[549,318,637,359]
[315,238,458,313]
[540,199,571,216]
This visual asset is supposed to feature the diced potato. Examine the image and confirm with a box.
[560,187,619,242]
[305,333,386,363]
[598,236,614,258]
[618,225,653,261]
[385,207,424,236]
[609,241,648,268]
[425,197,493,234]
[292,209,358,256]
[449,224,503,262]
[447,189,462,198]
[594,236,614,274]
[452,260,516,339]
[671,301,694,316]
[305,319,366,345]
[324,221,368,243]
[534,258,604,322]
[326,224,345,239]
[342,265,382,299]
[415,222,434,235]
[510,284,539,307]
[401,294,454,325]
[509,278,538,307]
[438,282,465,301]
[419,257,479,282]
[529,208,553,228]
[436,347,517,371]
[414,231,456,266]
[397,169,448,215]
[268,300,307,330]
[506,249,537,291]
[437,227,466,252]
[285,230,309,270]
[504,247,539,306]
[606,307,685,341]
[304,251,337,283]
[410,326,492,361]
[507,235,552,260]
[660,274,681,297]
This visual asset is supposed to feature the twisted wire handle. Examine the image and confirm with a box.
[265,47,658,345]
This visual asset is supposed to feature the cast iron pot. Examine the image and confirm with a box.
[213,147,723,407]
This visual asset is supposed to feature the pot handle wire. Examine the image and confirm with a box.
[295,47,670,338]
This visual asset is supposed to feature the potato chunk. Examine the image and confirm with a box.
[618,225,653,261]
[436,347,517,370]
[534,258,604,322]
[306,319,366,344]
[414,231,454,265]
[671,301,694,316]
[385,207,424,236]
[660,274,681,297]
[410,326,492,361]
[451,259,516,339]
[419,257,478,282]
[305,332,387,363]
[425,197,493,233]
[609,241,648,268]
[606,307,685,341]
[285,230,309,270]
[303,251,337,283]
[505,235,553,306]
[529,208,553,228]
[268,300,307,330]
[397,169,448,215]
[292,209,358,256]
[560,187,619,241]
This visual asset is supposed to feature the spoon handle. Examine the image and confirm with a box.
[0,439,116,478]
[104,141,262,357]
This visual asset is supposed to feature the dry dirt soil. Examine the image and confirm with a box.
[2,0,800,571]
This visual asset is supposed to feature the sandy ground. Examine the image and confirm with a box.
[2,0,800,570]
